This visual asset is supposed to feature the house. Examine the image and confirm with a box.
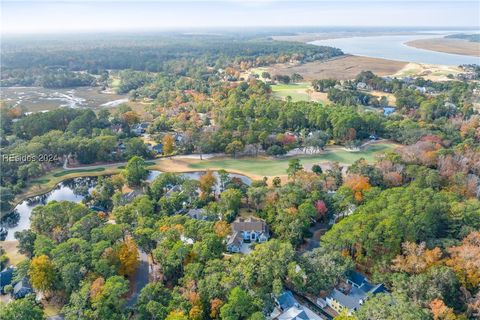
[356,82,371,91]
[117,141,126,151]
[325,271,386,315]
[270,291,312,320]
[0,267,14,294]
[132,122,149,136]
[186,208,207,220]
[152,144,163,154]
[226,217,269,253]
[13,277,33,299]
[110,124,124,134]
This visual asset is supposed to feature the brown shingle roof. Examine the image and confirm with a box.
[231,217,267,233]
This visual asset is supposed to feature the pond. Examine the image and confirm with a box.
[310,34,480,66]
[1,171,251,240]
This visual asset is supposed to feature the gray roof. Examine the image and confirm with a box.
[328,272,386,311]
[13,277,32,296]
[227,231,243,248]
[277,307,309,320]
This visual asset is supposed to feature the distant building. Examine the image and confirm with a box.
[227,217,269,253]
[13,277,33,299]
[132,122,149,136]
[325,271,386,315]
[152,144,163,154]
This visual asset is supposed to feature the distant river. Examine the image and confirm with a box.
[310,34,480,66]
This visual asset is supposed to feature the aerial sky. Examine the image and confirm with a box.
[1,0,479,34]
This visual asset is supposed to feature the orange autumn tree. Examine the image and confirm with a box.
[117,237,140,276]
[210,298,224,319]
[430,299,460,320]
[199,171,217,199]
[90,277,105,303]
[344,174,371,202]
[446,231,480,288]
[392,241,442,274]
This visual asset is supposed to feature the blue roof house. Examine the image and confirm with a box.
[326,271,386,315]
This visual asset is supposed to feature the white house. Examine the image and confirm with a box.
[226,217,269,253]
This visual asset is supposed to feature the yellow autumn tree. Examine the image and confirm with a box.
[214,221,230,238]
[165,310,189,320]
[117,237,140,276]
[162,134,175,156]
[189,306,203,320]
[29,255,56,293]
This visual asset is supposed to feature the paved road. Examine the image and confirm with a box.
[126,250,149,307]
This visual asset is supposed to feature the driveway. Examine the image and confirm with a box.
[125,250,150,307]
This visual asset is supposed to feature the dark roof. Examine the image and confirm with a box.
[347,270,368,287]
[13,277,33,296]
[277,290,297,310]
[0,267,14,287]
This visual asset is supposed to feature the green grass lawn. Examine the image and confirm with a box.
[189,143,397,176]
[53,167,106,177]
[270,83,313,102]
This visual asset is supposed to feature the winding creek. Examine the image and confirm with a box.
[1,170,251,241]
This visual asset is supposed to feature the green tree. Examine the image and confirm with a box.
[220,287,260,320]
[136,282,172,320]
[91,276,129,320]
[14,230,37,258]
[219,189,243,222]
[0,187,15,215]
[225,140,244,158]
[124,156,148,186]
[287,159,303,179]
[357,293,429,320]
[0,296,44,320]
[299,247,353,294]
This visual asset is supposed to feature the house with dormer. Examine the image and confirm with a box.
[227,217,269,253]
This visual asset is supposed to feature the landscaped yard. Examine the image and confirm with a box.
[270,83,313,102]
[188,143,398,177]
